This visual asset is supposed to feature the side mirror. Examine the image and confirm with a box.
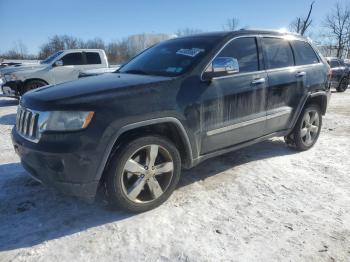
[203,57,239,80]
[54,60,63,67]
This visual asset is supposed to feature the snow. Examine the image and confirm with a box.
[0,91,350,261]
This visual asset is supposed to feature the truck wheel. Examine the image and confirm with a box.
[285,104,322,151]
[336,77,349,92]
[23,80,47,94]
[105,136,181,212]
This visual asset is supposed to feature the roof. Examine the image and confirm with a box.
[61,49,105,52]
[178,29,305,41]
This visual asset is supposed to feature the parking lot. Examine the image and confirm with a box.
[0,90,349,261]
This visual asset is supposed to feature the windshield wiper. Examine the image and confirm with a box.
[123,69,149,75]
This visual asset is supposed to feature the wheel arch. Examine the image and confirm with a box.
[289,91,329,132]
[306,91,328,115]
[96,117,194,183]
[20,78,49,95]
[23,78,49,86]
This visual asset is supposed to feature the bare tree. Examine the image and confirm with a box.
[14,40,28,58]
[3,32,177,63]
[1,40,29,59]
[85,38,105,49]
[223,17,240,31]
[38,35,86,58]
[289,1,315,35]
[323,2,350,58]
[106,40,130,64]
[125,33,172,57]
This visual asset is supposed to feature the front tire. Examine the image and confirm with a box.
[336,77,349,92]
[105,136,181,212]
[285,104,322,151]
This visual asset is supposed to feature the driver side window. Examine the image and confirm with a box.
[218,37,260,73]
[61,53,83,66]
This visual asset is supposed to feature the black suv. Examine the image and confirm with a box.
[326,57,349,92]
[12,30,331,212]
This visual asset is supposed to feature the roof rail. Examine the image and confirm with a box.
[239,28,301,36]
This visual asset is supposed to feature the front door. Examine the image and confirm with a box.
[50,52,84,84]
[200,37,268,154]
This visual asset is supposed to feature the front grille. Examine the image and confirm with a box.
[16,106,39,142]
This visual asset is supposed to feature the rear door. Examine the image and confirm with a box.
[200,36,268,154]
[262,37,301,133]
[290,39,326,103]
[82,52,104,70]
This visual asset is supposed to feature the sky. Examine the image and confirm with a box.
[0,0,344,54]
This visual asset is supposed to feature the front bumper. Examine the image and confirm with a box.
[11,128,101,200]
[1,80,22,97]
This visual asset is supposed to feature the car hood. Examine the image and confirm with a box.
[0,64,46,75]
[22,73,174,109]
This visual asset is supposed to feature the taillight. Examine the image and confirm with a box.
[326,65,332,89]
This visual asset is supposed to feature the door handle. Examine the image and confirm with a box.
[295,71,306,77]
[251,78,266,85]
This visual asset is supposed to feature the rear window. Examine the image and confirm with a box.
[61,53,83,66]
[292,41,319,65]
[329,60,340,68]
[85,52,102,65]
[263,38,294,69]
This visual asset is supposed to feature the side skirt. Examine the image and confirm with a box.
[190,129,291,167]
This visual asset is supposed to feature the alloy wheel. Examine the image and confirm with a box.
[300,110,320,146]
[120,144,174,203]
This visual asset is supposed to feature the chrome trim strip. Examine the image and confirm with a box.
[207,116,266,136]
[201,34,324,81]
[21,111,27,133]
[211,70,266,81]
[201,34,261,81]
[206,109,292,136]
[29,113,36,137]
[23,111,30,135]
[265,62,323,74]
[17,109,23,132]
[266,109,292,120]
[15,106,43,143]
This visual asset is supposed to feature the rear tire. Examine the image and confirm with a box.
[23,80,47,94]
[105,136,181,213]
[336,77,349,92]
[285,104,322,151]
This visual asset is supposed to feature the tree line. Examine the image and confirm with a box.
[1,1,350,62]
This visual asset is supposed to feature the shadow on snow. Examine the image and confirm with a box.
[0,138,297,251]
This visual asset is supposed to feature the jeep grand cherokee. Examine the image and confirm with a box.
[12,30,331,212]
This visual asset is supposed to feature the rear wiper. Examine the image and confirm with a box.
[123,69,149,75]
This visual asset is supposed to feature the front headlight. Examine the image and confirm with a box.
[40,111,94,131]
[4,74,17,82]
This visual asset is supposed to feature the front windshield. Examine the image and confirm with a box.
[40,51,63,64]
[118,37,219,77]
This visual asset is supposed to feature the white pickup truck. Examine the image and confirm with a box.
[0,49,110,97]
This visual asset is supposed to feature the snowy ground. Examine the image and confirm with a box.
[0,91,349,262]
